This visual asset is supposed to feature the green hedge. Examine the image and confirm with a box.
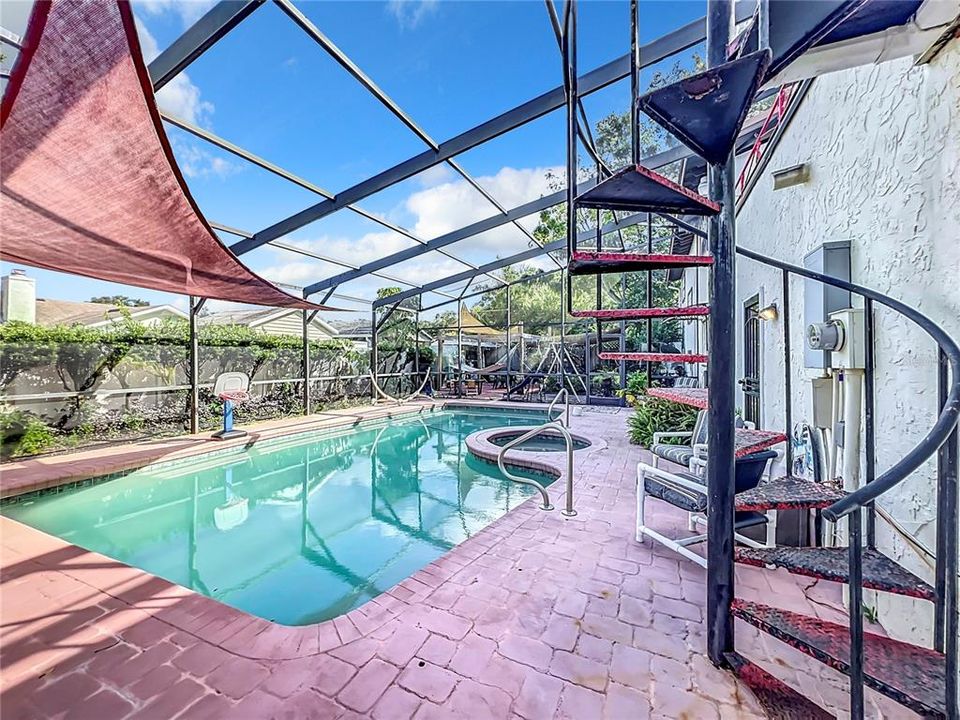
[0,317,367,393]
[0,317,372,458]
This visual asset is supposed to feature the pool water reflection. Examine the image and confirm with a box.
[2,410,551,625]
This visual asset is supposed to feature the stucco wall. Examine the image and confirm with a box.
[712,44,959,643]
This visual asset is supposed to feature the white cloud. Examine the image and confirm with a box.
[416,163,453,188]
[406,165,560,250]
[158,76,215,127]
[258,165,562,302]
[386,0,439,29]
[171,137,240,179]
[135,16,214,127]
[137,0,218,29]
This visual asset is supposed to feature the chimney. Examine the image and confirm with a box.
[1,269,37,324]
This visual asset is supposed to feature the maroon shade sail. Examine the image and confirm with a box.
[1,1,334,311]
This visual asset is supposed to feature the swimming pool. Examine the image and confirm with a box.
[2,408,552,626]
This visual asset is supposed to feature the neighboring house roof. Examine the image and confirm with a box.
[328,318,370,336]
[34,298,185,327]
[327,318,433,343]
[205,307,338,336]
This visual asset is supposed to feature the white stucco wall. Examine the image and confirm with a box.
[702,44,959,643]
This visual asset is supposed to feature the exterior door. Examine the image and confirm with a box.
[741,299,761,426]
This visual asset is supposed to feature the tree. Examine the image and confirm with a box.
[374,287,418,351]
[469,265,598,337]
[89,295,150,307]
[420,310,456,335]
[595,53,706,170]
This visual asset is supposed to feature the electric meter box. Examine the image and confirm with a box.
[828,308,865,369]
[803,241,851,369]
[811,376,833,428]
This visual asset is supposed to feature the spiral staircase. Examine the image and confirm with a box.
[560,1,959,716]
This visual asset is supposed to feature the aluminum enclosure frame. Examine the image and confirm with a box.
[139,0,752,304]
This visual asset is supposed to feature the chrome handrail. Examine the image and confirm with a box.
[496,421,577,516]
[547,387,570,427]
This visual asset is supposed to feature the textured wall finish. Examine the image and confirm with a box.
[717,44,959,643]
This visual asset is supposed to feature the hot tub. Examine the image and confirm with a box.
[487,428,591,452]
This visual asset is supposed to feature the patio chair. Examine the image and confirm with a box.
[651,410,757,473]
[650,409,707,470]
[636,449,776,567]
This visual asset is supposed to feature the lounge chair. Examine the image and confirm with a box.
[636,449,775,567]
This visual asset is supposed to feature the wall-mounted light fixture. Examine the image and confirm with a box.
[772,163,810,190]
[758,303,779,321]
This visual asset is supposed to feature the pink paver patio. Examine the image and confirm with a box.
[0,404,912,718]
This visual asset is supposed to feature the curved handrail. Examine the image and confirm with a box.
[547,388,570,427]
[736,245,960,522]
[370,371,431,406]
[496,421,578,515]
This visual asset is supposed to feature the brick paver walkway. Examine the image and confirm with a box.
[0,405,910,718]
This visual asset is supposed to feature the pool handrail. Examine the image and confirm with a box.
[547,388,570,427]
[496,420,577,516]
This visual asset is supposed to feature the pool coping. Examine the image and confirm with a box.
[0,399,613,662]
[465,425,604,484]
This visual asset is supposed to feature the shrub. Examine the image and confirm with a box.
[627,395,699,447]
[16,419,56,457]
[1,407,56,459]
[0,318,368,448]
[618,370,648,406]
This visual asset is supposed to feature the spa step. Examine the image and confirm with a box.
[575,164,721,215]
[734,547,936,601]
[735,476,846,512]
[637,50,772,165]
[569,250,713,276]
[725,652,834,720]
[731,600,947,718]
[569,305,710,320]
[597,352,708,363]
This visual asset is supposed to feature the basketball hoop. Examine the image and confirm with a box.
[218,389,250,403]
[212,372,250,440]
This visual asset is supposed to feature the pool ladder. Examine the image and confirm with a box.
[497,389,576,516]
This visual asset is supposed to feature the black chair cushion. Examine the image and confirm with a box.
[644,450,778,514]
[734,450,777,493]
[644,471,707,513]
[651,443,694,467]
[733,511,768,530]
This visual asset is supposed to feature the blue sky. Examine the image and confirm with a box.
[1,0,706,319]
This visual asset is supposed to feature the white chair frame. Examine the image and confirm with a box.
[688,435,781,545]
[636,462,769,568]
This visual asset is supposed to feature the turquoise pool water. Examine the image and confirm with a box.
[489,433,590,452]
[2,409,552,626]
